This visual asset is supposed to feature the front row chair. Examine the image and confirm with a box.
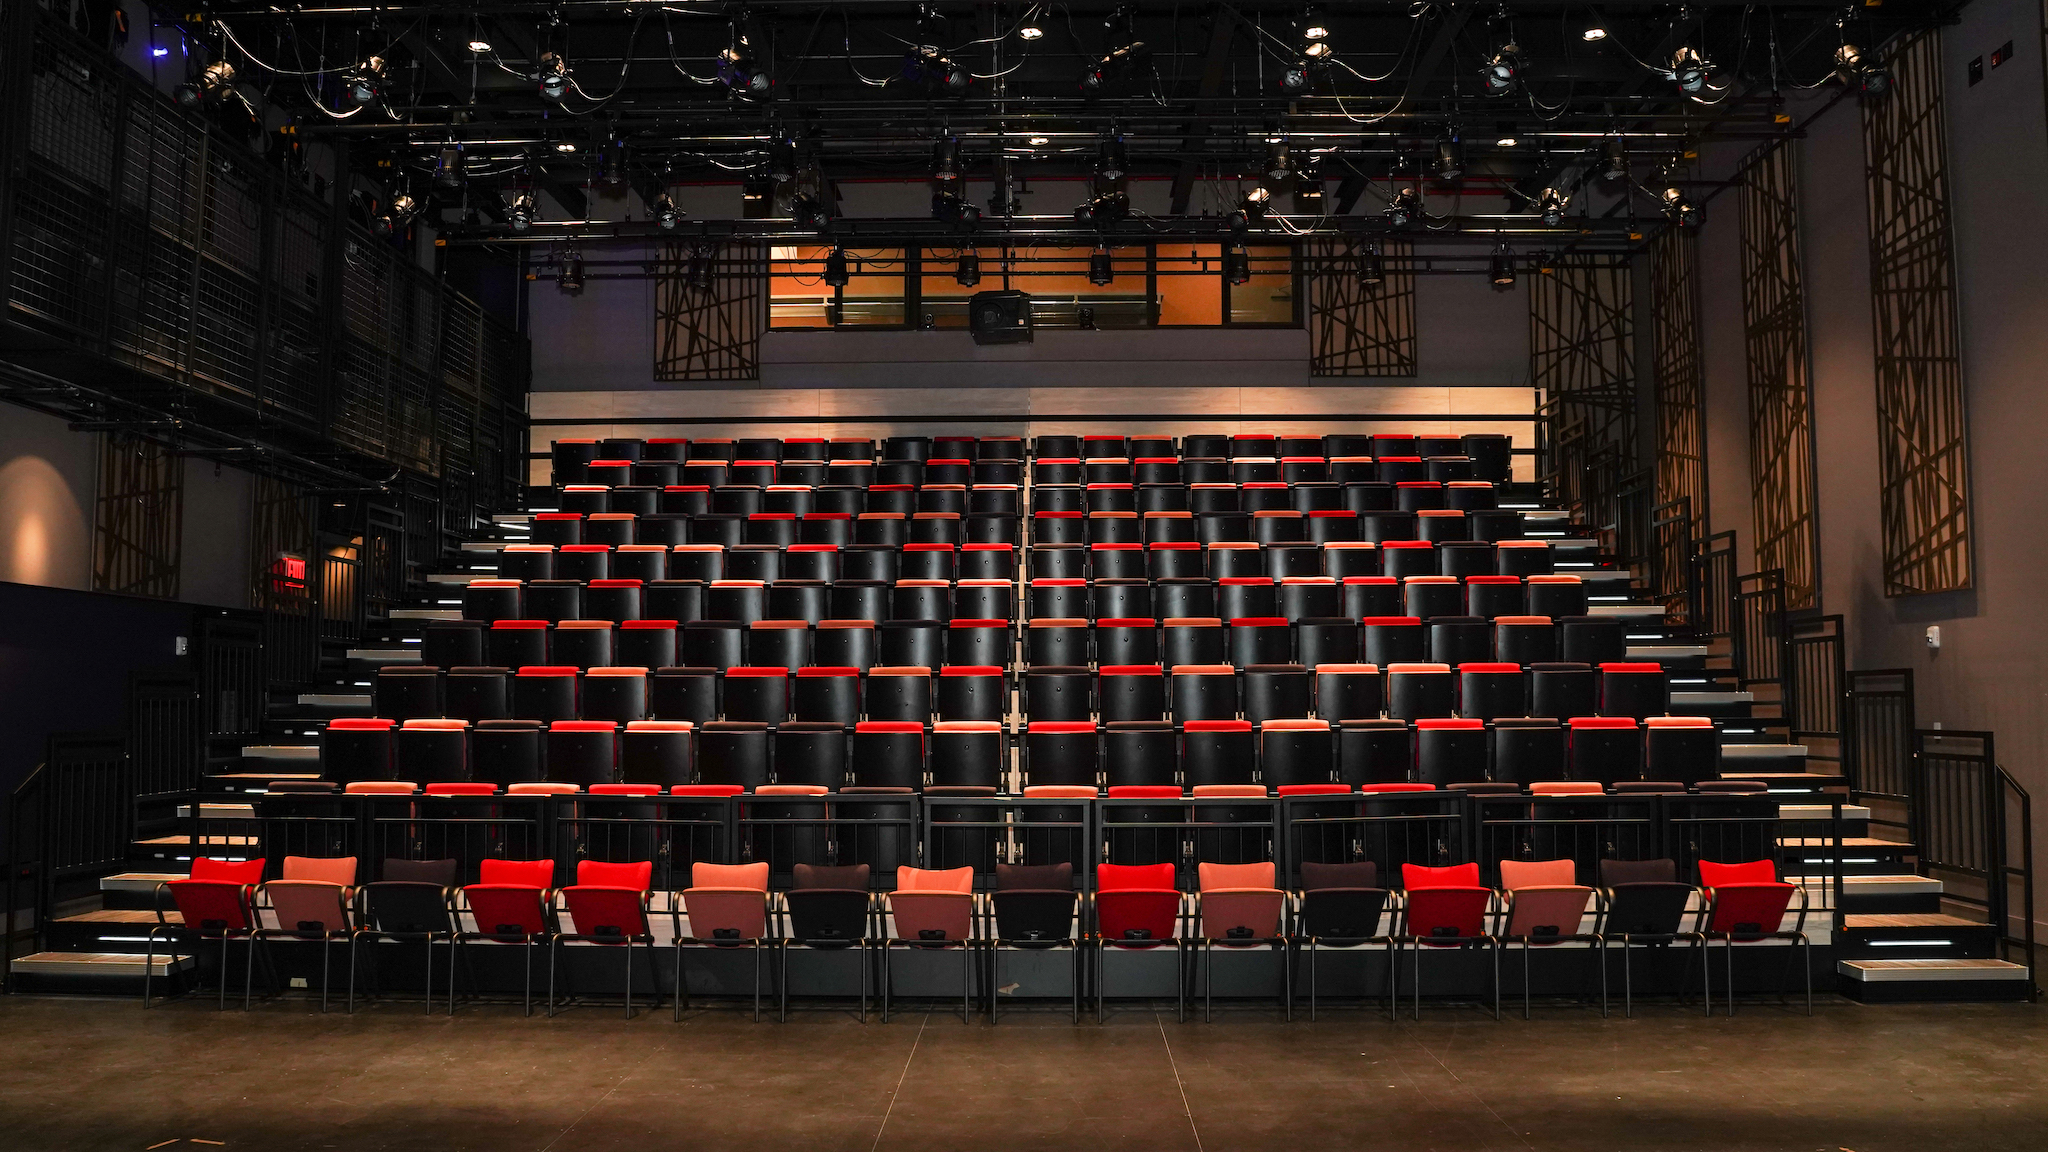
[1697,859,1811,1017]
[989,862,1082,1024]
[1092,862,1186,1022]
[675,861,773,1022]
[1495,858,1605,1019]
[1290,861,1396,1021]
[353,860,461,1015]
[548,860,658,1019]
[249,878,356,1012]
[146,858,265,1010]
[880,866,979,1023]
[1397,862,1499,1020]
[1193,861,1290,1022]
[452,859,556,1017]
[780,865,876,1023]
[1596,857,1707,1018]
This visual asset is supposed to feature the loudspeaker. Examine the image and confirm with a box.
[970,290,1033,345]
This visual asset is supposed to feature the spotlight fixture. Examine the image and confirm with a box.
[956,250,981,286]
[346,55,389,107]
[1358,243,1384,287]
[1481,45,1521,96]
[1489,244,1517,289]
[1836,44,1891,97]
[1264,140,1293,183]
[173,60,236,109]
[653,193,682,229]
[1081,8,1148,93]
[686,247,715,289]
[1301,4,1329,41]
[1098,135,1130,182]
[718,24,772,99]
[1497,136,1518,147]
[1669,46,1714,95]
[1018,5,1044,40]
[1533,251,1558,275]
[1088,245,1115,286]
[537,51,571,100]
[595,138,628,190]
[932,189,982,230]
[1227,186,1271,233]
[1385,187,1422,228]
[507,191,536,231]
[1281,59,1321,94]
[1535,186,1568,226]
[1074,190,1131,228]
[790,191,826,229]
[554,141,578,154]
[1028,135,1050,147]
[1659,181,1702,227]
[373,193,420,237]
[1581,21,1608,42]
[433,147,464,192]
[765,134,799,182]
[823,247,850,288]
[905,46,971,94]
[467,38,493,53]
[1600,138,1629,184]
[559,251,585,294]
[933,136,962,183]
[1223,243,1252,285]
[1433,136,1465,182]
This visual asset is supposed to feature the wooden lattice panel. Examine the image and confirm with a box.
[1864,32,1972,595]
[1307,238,1416,376]
[92,435,183,599]
[654,240,767,381]
[1652,228,1707,532]
[1739,142,1820,610]
[1530,254,1636,467]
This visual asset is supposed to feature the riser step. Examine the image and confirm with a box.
[1839,959,2033,1002]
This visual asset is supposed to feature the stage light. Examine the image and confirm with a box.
[1089,245,1115,285]
[905,46,970,94]
[1018,5,1044,40]
[507,192,536,231]
[1582,21,1608,42]
[559,251,585,294]
[1482,45,1520,96]
[373,193,420,237]
[1497,136,1518,147]
[1081,9,1147,94]
[1223,243,1252,285]
[1264,140,1292,183]
[1660,182,1702,227]
[1433,137,1464,181]
[1227,186,1271,233]
[686,247,715,288]
[596,138,628,189]
[346,55,389,107]
[956,250,981,286]
[932,189,982,229]
[1600,138,1629,184]
[1098,136,1129,182]
[1536,186,1568,226]
[791,191,826,229]
[1386,187,1422,228]
[1358,243,1384,287]
[1669,46,1713,94]
[719,24,772,99]
[1489,244,1516,289]
[934,136,962,183]
[1837,44,1891,97]
[151,46,169,57]
[824,247,849,287]
[1281,60,1318,94]
[1074,190,1130,228]
[653,193,681,229]
[1302,5,1329,41]
[1534,251,1557,275]
[1028,135,1050,146]
[433,147,464,192]
[174,60,236,109]
[554,141,577,153]
[468,38,492,53]
[537,52,571,100]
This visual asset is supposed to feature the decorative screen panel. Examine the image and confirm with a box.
[1307,238,1416,376]
[655,241,767,380]
[1739,142,1820,610]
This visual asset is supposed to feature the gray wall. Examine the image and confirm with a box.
[1693,0,2048,894]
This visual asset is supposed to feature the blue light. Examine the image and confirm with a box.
[151,46,169,57]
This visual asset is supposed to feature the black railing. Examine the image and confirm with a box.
[1651,497,1697,624]
[1914,731,2036,987]
[2,734,131,992]
[198,614,265,739]
[1690,531,1738,642]
[127,675,202,800]
[1785,615,1845,775]
[1733,570,1787,690]
[1845,669,1917,842]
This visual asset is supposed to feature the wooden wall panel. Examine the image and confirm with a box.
[1740,142,1821,609]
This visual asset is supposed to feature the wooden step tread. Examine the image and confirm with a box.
[12,952,193,976]
[1843,913,1985,930]
[136,834,257,848]
[1839,958,2031,981]
[101,873,188,892]
[57,909,179,925]
[1778,837,1915,849]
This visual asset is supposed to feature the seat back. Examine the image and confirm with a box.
[281,855,359,886]
[682,889,769,941]
[478,858,556,888]
[462,884,551,938]
[1097,862,1177,891]
[693,860,771,890]
[189,857,266,885]
[995,861,1073,891]
[1600,857,1678,886]
[1603,882,1697,937]
[1197,860,1276,892]
[784,888,872,944]
[993,890,1079,942]
[793,863,871,890]
[1498,858,1576,890]
[363,881,455,935]
[896,865,975,893]
[1699,859,1778,888]
[1299,860,1379,890]
[1402,861,1481,890]
[577,859,654,891]
[1095,889,1181,943]
[1705,883,1796,938]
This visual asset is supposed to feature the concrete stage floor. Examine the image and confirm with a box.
[1,994,2042,1151]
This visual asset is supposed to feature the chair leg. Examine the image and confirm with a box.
[961,944,971,1024]
[1203,941,1213,1024]
[1596,938,1609,1019]
[989,945,1001,1025]
[881,943,892,1024]
[320,939,332,1014]
[1725,941,1736,1017]
[673,946,686,1023]
[143,932,158,1009]
[1281,941,1291,1023]
[1308,943,1318,1022]
[623,942,635,1020]
[241,937,254,1011]
[778,944,788,1024]
[859,944,869,1024]
[346,935,358,1015]
[1491,942,1501,1021]
[1522,941,1532,1020]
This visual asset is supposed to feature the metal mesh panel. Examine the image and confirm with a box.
[108,230,196,371]
[332,338,392,458]
[27,35,119,191]
[342,234,393,348]
[8,167,110,334]
[438,291,482,399]
[200,160,265,275]
[119,99,205,246]
[389,361,438,474]
[263,300,325,428]
[189,258,262,396]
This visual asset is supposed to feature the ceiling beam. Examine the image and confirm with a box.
[1167,7,1240,215]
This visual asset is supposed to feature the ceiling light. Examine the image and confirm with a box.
[1481,46,1520,96]
[956,251,981,286]
[1670,46,1713,94]
[1303,41,1332,60]
[1660,180,1702,227]
[1496,136,1518,147]
[718,25,772,99]
[1837,44,1891,97]
[1386,187,1422,228]
[1089,245,1114,286]
[433,147,464,191]
[559,251,584,294]
[1358,243,1384,287]
[554,141,577,153]
[1535,186,1568,226]
[1281,60,1319,94]
[1028,135,1050,146]
[906,46,970,94]
[1433,137,1464,181]
[823,247,849,287]
[1074,190,1130,228]
[537,51,571,100]
[1489,243,1516,289]
[686,247,715,289]
[1223,243,1252,285]
[507,192,536,231]
[1582,22,1608,42]
[1265,140,1292,182]
[1600,138,1629,183]
[346,55,388,107]
[932,189,982,230]
[173,60,236,109]
[373,193,420,238]
[1019,6,1044,39]
[933,136,962,183]
[467,39,492,53]
[653,193,681,229]
[1302,4,1329,40]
